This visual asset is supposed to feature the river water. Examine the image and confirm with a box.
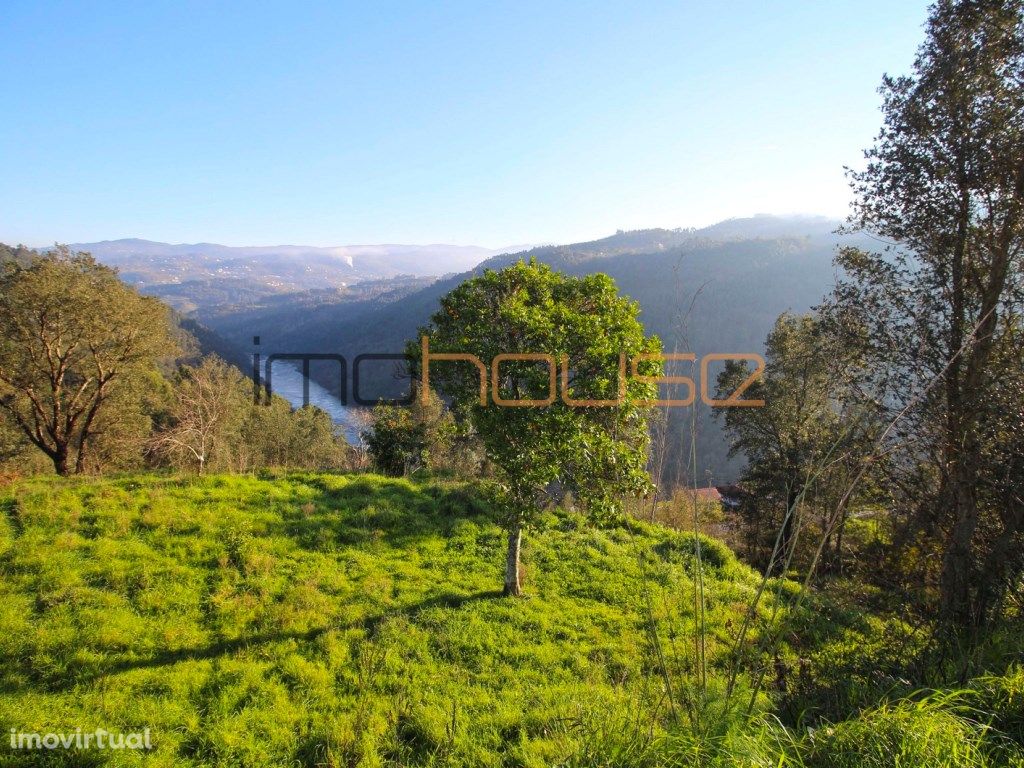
[265,362,365,444]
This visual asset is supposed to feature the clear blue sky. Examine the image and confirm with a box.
[2,1,928,248]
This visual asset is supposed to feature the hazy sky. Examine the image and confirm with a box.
[2,1,928,248]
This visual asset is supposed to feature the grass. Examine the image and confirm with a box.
[0,472,779,767]
[0,472,1020,767]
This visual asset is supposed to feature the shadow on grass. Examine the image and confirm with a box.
[1,589,503,695]
[1,497,22,535]
[0,750,108,768]
[270,475,492,550]
[0,474,499,698]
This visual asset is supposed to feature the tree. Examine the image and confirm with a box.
[970,321,1024,619]
[240,395,351,471]
[715,313,876,574]
[826,0,1024,624]
[148,356,247,474]
[151,355,354,474]
[0,242,38,268]
[412,260,660,596]
[0,247,174,475]
[363,387,459,476]
[75,367,173,473]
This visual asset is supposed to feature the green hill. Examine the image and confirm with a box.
[2,474,1020,768]
[0,473,777,767]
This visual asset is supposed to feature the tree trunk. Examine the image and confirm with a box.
[937,190,1014,625]
[73,393,102,475]
[52,446,70,476]
[940,461,981,625]
[503,523,522,597]
[74,446,87,474]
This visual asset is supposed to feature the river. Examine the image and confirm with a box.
[265,362,365,444]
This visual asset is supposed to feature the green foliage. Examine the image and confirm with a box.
[416,259,662,524]
[798,693,1019,768]
[148,355,353,474]
[412,260,663,596]
[364,388,464,477]
[972,666,1024,746]
[824,0,1024,624]
[243,396,351,472]
[0,241,38,268]
[0,410,28,465]
[0,247,176,475]
[715,312,880,573]
[0,472,783,767]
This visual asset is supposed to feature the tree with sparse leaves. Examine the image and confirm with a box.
[148,356,248,474]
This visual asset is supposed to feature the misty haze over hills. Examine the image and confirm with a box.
[97,213,847,485]
[66,239,532,314]
[4,214,857,484]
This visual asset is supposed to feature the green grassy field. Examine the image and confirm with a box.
[0,473,781,767]
[1,473,1021,767]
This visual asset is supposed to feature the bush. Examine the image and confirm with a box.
[364,388,482,477]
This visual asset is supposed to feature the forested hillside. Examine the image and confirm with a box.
[15,218,855,483]
[203,215,857,483]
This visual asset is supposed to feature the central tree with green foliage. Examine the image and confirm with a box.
[414,260,661,596]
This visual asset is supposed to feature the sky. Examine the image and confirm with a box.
[1,1,929,248]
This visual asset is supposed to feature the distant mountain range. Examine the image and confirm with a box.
[49,215,857,484]
[64,238,531,314]
[180,214,856,484]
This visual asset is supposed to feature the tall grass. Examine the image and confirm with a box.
[627,284,1024,767]
[0,471,781,767]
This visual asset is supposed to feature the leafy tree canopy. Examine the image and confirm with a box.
[412,259,661,594]
[0,247,175,474]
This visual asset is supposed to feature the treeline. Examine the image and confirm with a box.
[711,0,1024,632]
[0,246,362,477]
